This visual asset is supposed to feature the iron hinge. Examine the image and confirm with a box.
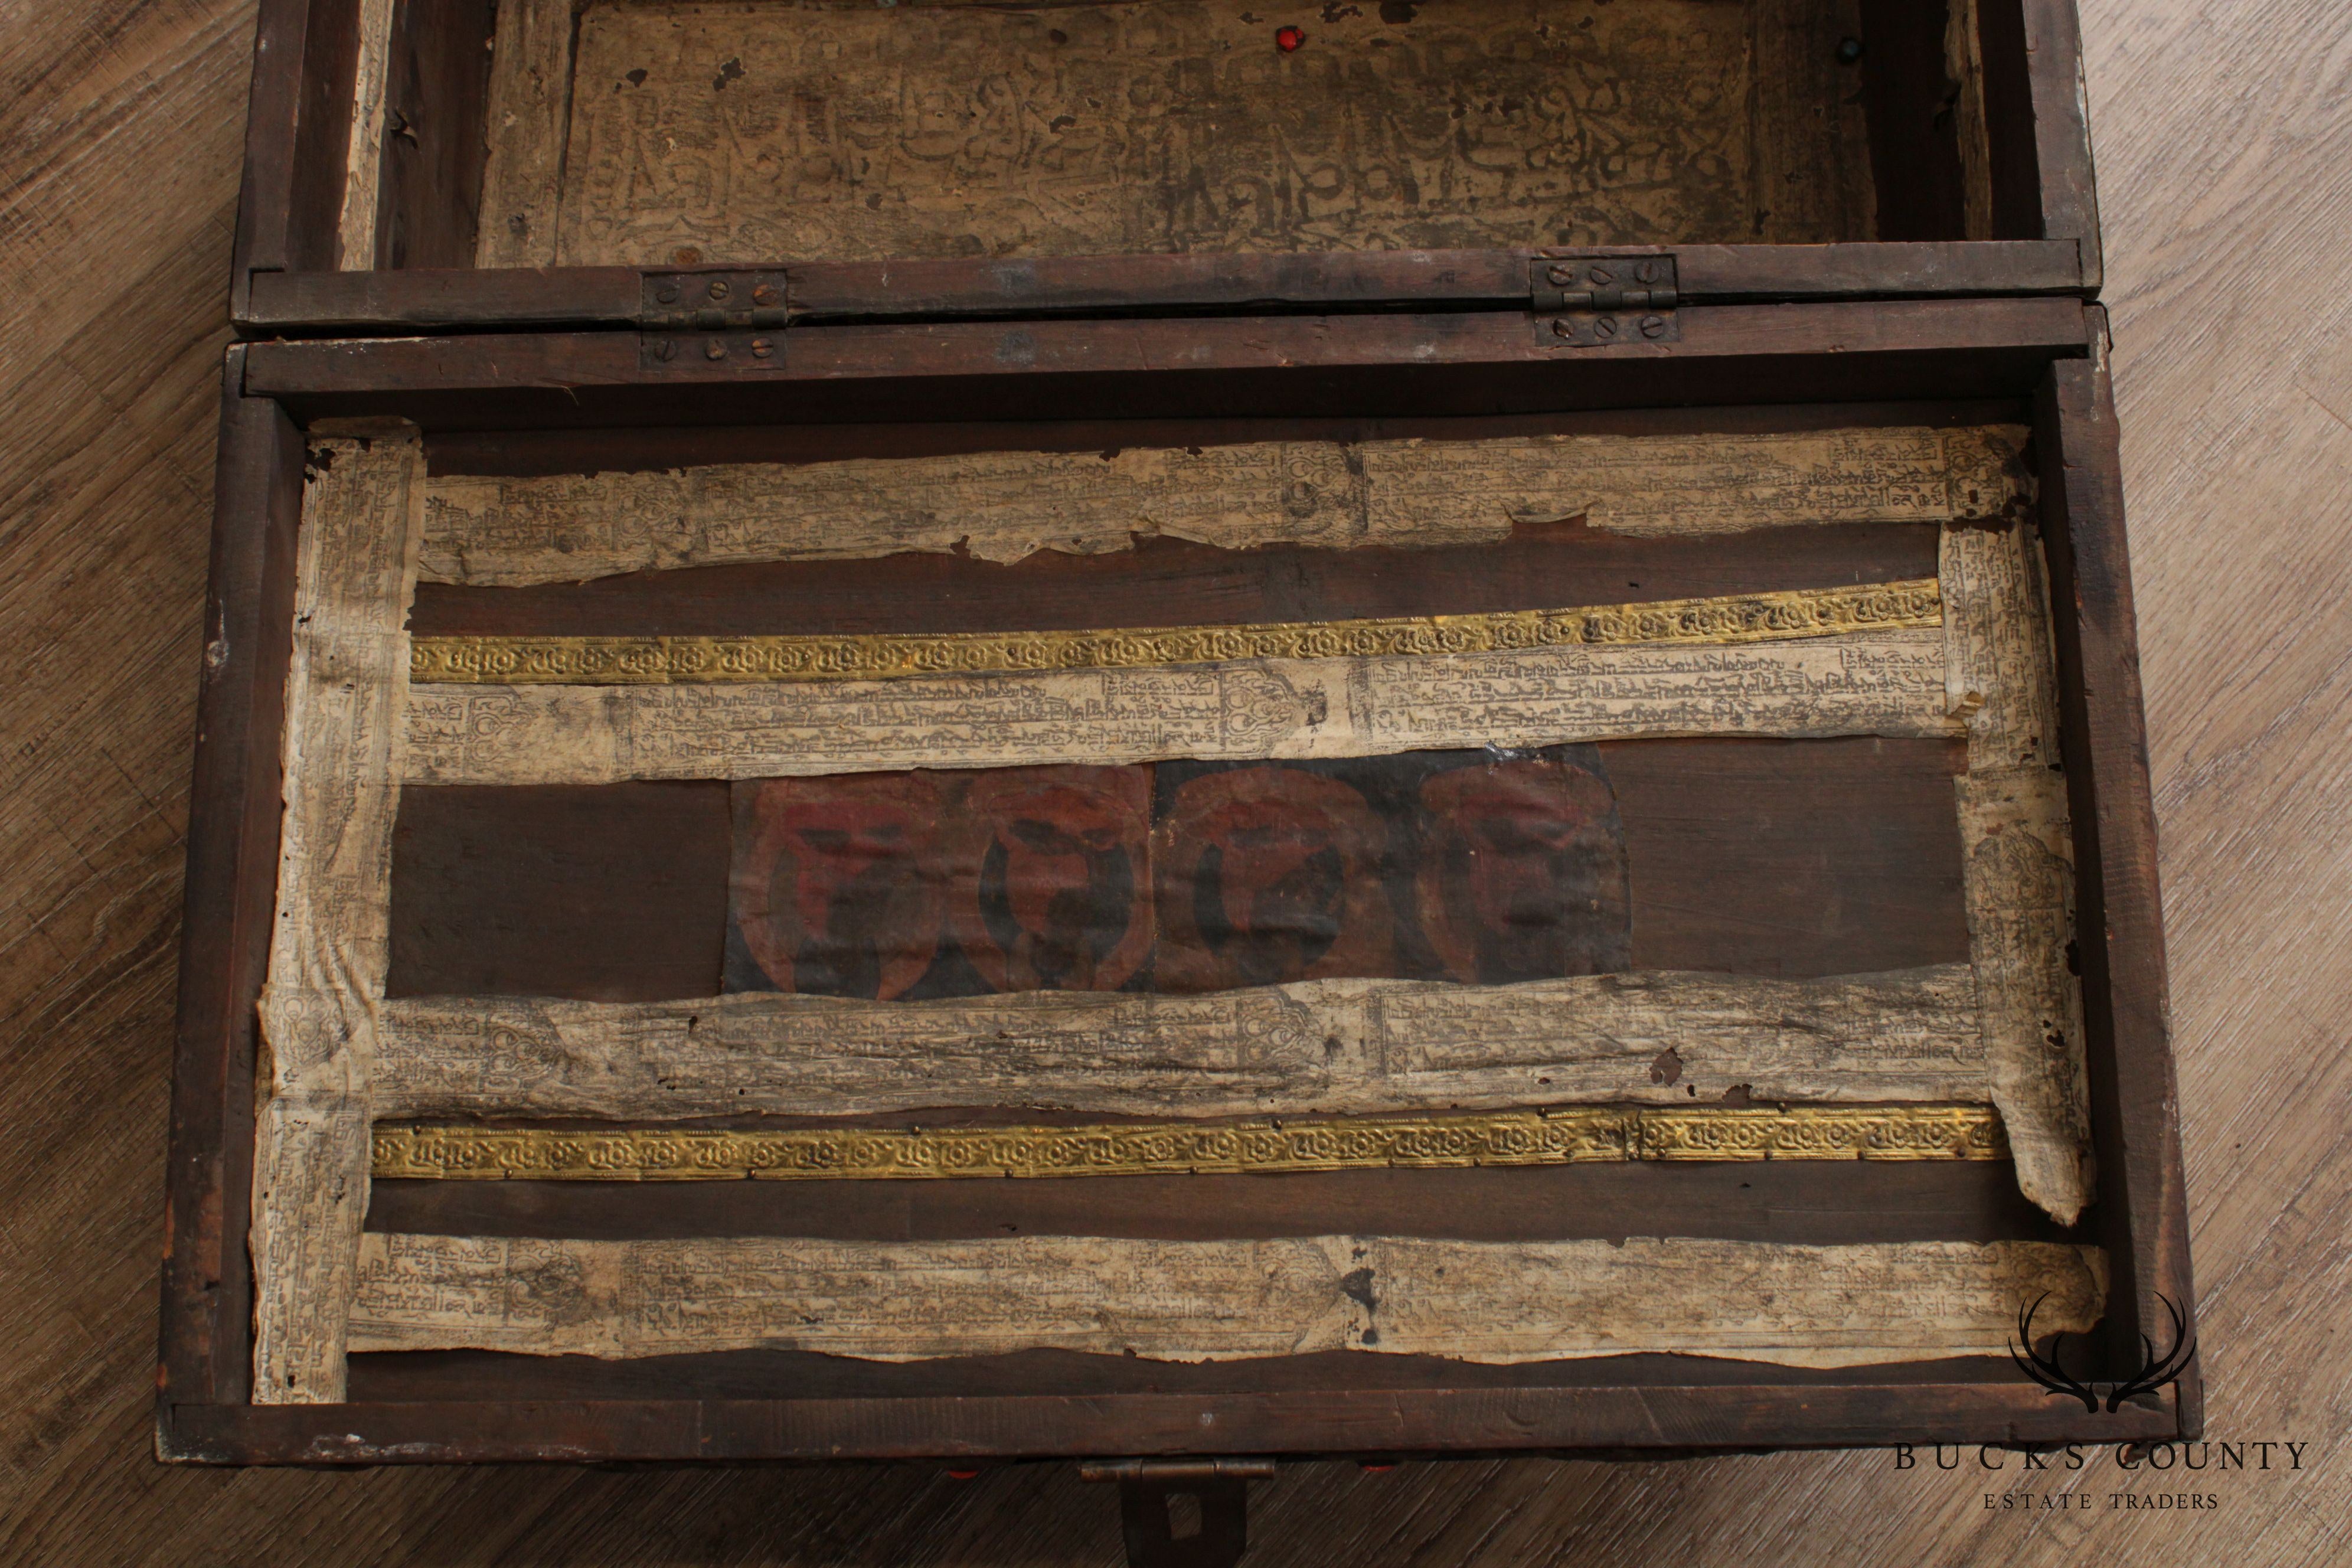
[639,269,789,368]
[1080,1459,1275,1568]
[1531,253,1680,347]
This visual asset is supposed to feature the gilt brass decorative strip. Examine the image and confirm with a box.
[371,1104,2007,1181]
[1633,1105,2005,1162]
[408,579,1942,686]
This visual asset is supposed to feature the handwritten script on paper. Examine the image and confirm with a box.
[403,632,1961,785]
[347,1233,2108,1368]
[551,0,1771,266]
[365,966,1989,1120]
[422,426,2032,586]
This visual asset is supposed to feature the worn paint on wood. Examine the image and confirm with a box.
[719,752,1629,999]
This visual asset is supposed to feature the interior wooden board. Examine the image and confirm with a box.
[381,740,1971,1003]
[496,0,1880,269]
[232,410,2103,1404]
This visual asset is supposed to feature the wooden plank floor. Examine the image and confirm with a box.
[2,1,2346,1561]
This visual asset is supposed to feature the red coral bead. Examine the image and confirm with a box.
[1276,25,1306,51]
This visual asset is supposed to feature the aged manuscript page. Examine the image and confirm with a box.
[470,0,1877,269]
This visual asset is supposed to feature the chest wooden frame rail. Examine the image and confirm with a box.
[226,0,2105,335]
[159,296,2193,1465]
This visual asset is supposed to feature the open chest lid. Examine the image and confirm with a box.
[233,0,2102,335]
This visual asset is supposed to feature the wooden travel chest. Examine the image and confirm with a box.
[165,0,2195,1553]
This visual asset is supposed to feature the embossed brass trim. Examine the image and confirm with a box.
[409,580,1942,685]
[372,1105,2006,1181]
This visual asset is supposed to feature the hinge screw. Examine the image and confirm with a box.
[652,338,677,361]
[1547,264,1574,286]
[1640,314,1669,338]
[753,282,780,306]
[750,338,773,358]
[655,284,680,305]
[1587,265,1613,285]
[705,338,728,360]
[708,279,731,302]
[1551,318,1574,338]
[1592,315,1619,339]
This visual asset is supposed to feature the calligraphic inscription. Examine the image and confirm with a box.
[1938,521,2093,1227]
[370,1105,2007,1183]
[407,580,1943,685]
[1962,762,2093,1225]
[365,965,1993,1123]
[418,426,2031,587]
[401,631,1958,786]
[547,0,1818,269]
[1942,522,2061,772]
[251,426,426,1406]
[720,750,1628,998]
[346,1234,2107,1367]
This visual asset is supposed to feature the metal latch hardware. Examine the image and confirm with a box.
[1531,253,1679,347]
[1080,1459,1275,1568]
[639,269,789,330]
[639,269,789,369]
